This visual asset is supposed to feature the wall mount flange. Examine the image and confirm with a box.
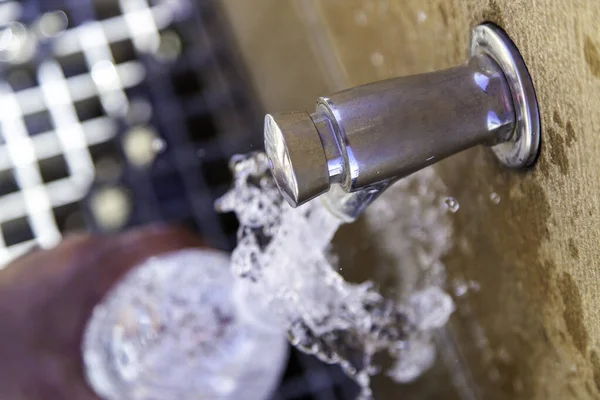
[471,23,541,168]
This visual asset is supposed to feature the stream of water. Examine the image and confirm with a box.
[216,152,455,399]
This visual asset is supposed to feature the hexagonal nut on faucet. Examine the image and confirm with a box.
[264,112,330,207]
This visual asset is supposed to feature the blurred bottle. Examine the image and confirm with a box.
[83,248,288,400]
[0,227,287,400]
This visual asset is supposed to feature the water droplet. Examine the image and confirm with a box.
[91,60,118,88]
[453,280,468,297]
[417,11,427,23]
[570,363,577,372]
[444,197,460,213]
[0,22,34,63]
[154,30,182,62]
[38,11,68,37]
[122,126,162,167]
[496,346,511,363]
[410,287,455,330]
[151,137,166,153]
[490,192,501,204]
[370,52,384,67]
[90,186,131,231]
[354,10,368,26]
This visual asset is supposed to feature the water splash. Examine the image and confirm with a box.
[359,166,456,384]
[217,153,454,398]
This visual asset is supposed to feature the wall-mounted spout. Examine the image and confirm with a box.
[264,23,540,220]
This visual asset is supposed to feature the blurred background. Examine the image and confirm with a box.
[0,0,358,398]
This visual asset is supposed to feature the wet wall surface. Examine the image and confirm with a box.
[220,0,600,398]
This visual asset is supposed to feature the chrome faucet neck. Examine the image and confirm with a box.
[264,24,540,216]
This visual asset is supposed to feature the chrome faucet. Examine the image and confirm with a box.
[264,24,540,221]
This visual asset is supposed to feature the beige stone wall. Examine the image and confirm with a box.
[219,1,600,398]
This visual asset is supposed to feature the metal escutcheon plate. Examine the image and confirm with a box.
[471,23,541,168]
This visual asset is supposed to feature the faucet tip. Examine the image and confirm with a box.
[264,112,330,207]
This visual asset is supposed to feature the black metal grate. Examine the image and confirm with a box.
[0,0,357,398]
